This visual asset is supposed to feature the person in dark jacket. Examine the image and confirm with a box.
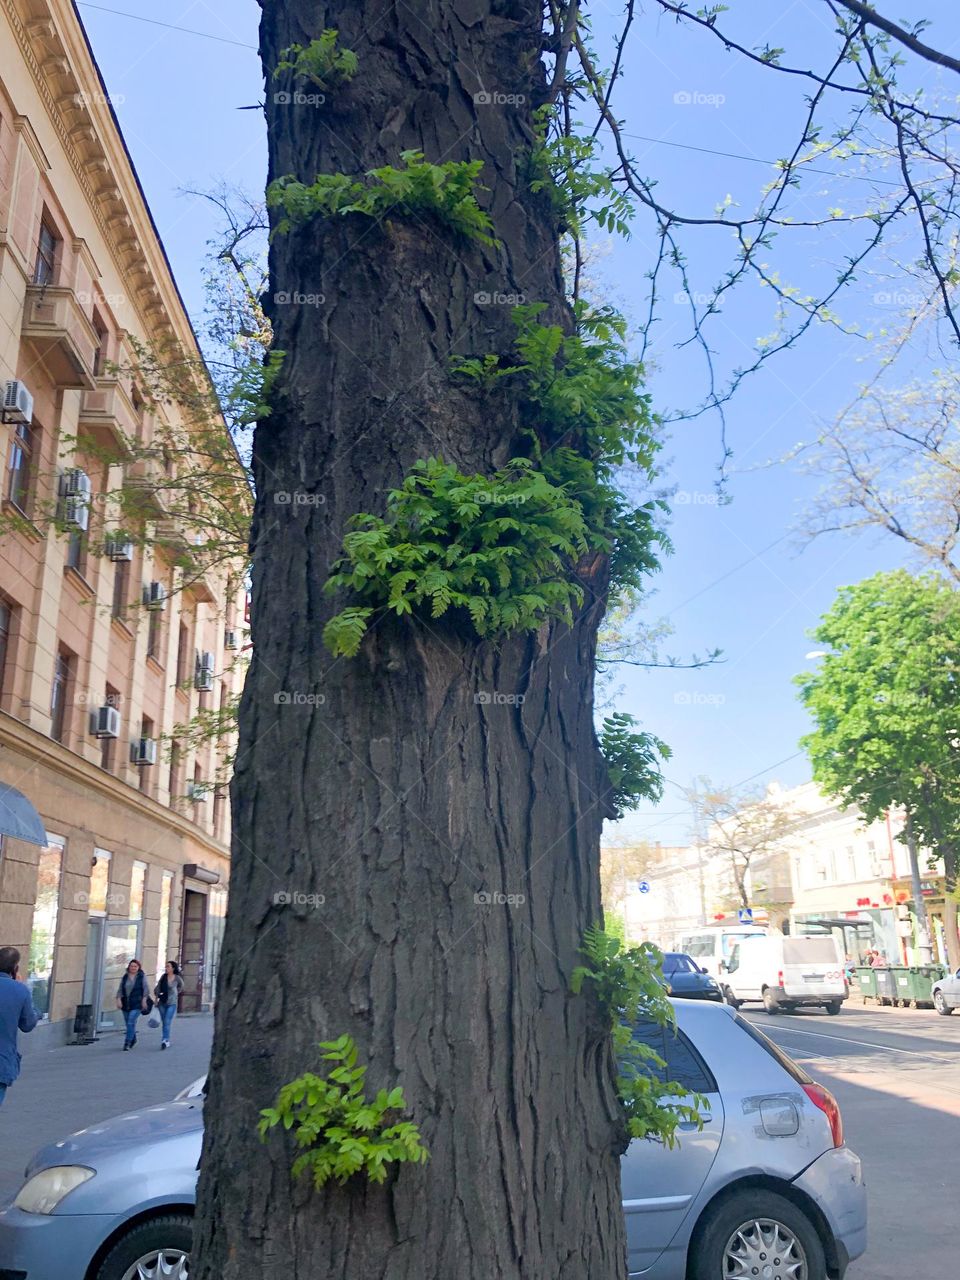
[116,958,150,1050]
[154,960,184,1050]
[0,946,40,1106]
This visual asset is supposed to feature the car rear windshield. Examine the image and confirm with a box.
[783,937,838,965]
[734,1015,812,1085]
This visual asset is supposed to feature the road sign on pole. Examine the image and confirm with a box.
[638,880,651,895]
[738,907,753,923]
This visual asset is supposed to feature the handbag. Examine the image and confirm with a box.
[147,1014,160,1029]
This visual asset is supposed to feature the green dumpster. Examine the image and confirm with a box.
[900,964,948,1007]
[875,968,898,1005]
[855,966,879,1002]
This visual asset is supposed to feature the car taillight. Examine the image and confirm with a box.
[777,970,784,987]
[803,1082,843,1147]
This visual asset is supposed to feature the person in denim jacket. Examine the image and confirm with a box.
[0,946,40,1105]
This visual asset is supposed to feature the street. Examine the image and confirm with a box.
[743,1003,960,1280]
[1,1003,956,1277]
[0,1015,213,1201]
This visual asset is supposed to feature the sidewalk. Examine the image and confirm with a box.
[0,1013,213,1199]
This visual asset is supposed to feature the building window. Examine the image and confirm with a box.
[89,848,112,915]
[213,784,224,841]
[0,598,12,698]
[139,716,154,795]
[176,621,189,687]
[33,219,59,286]
[158,871,173,964]
[168,741,181,802]
[129,861,146,920]
[50,650,73,743]
[92,311,108,377]
[112,558,129,620]
[26,836,64,1019]
[66,528,88,577]
[147,606,163,661]
[7,421,36,512]
[100,684,121,771]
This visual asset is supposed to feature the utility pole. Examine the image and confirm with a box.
[905,815,934,964]
[690,779,707,926]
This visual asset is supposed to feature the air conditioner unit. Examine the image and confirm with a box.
[130,736,158,766]
[194,651,215,692]
[90,704,120,739]
[105,534,134,562]
[224,629,239,650]
[2,380,34,425]
[63,495,90,531]
[187,780,207,803]
[142,581,167,611]
[60,469,92,499]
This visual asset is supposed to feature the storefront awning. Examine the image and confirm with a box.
[0,783,47,846]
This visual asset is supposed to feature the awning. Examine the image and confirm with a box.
[0,784,47,846]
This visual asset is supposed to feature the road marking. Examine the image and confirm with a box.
[760,1023,950,1059]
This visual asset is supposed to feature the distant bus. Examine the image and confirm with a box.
[675,925,772,978]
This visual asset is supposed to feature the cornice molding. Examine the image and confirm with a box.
[1,0,199,366]
[0,708,230,860]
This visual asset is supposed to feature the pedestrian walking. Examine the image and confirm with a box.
[154,960,184,1050]
[0,946,40,1107]
[116,958,150,1050]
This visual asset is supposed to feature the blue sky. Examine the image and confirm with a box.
[77,2,952,844]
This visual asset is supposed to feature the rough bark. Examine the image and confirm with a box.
[192,3,628,1278]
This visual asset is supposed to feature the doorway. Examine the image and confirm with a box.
[83,919,142,1031]
[180,887,207,1012]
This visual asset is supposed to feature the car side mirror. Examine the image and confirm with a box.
[700,966,709,975]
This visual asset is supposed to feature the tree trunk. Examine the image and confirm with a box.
[941,849,960,969]
[192,3,628,1278]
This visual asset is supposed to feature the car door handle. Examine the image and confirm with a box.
[678,1116,709,1129]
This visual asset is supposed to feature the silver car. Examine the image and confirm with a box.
[0,1001,865,1280]
[932,965,960,1015]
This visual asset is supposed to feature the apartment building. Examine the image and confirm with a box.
[0,0,246,1044]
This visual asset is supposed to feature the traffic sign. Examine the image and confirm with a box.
[738,907,753,923]
[638,879,651,894]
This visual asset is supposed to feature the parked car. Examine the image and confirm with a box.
[675,924,771,979]
[722,932,848,1015]
[660,952,724,1001]
[0,1002,866,1280]
[932,965,960,1015]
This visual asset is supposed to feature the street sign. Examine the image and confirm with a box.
[738,907,753,923]
[638,879,651,894]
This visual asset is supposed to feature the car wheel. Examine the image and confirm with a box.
[825,1001,842,1015]
[690,1188,827,1280]
[934,989,954,1016]
[762,987,781,1015]
[722,986,740,1009]
[94,1214,193,1280]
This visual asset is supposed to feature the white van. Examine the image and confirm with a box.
[675,925,771,979]
[723,933,847,1015]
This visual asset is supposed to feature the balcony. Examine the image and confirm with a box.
[20,285,98,389]
[77,376,137,459]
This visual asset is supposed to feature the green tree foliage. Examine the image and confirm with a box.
[274,31,358,89]
[322,458,590,657]
[258,1035,428,1188]
[600,713,671,819]
[797,570,960,960]
[571,927,703,1145]
[267,152,496,243]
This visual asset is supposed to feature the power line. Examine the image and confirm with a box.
[76,3,257,50]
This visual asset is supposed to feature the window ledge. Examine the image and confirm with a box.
[146,655,165,675]
[63,565,96,596]
[110,616,134,640]
[1,499,43,541]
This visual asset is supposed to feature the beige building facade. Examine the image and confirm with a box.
[0,0,244,1044]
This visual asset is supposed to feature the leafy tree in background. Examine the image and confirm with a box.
[692,781,797,919]
[797,570,960,966]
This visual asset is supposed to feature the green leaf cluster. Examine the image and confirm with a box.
[267,151,496,244]
[258,1034,428,1188]
[454,303,668,596]
[323,457,590,657]
[572,927,705,1144]
[274,32,358,89]
[529,110,634,239]
[600,712,671,818]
